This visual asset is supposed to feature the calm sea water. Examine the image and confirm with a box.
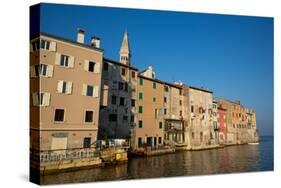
[41,136,273,185]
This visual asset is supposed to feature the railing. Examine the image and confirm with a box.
[30,147,100,163]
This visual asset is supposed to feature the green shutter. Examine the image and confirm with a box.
[159,122,162,129]
[139,120,143,128]
[139,92,143,100]
[139,106,143,114]
[153,82,156,89]
[139,78,143,86]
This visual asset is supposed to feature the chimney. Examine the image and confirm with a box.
[77,28,85,44]
[91,36,100,48]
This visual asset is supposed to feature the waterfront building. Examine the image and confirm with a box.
[217,99,258,144]
[30,29,103,154]
[185,85,218,149]
[98,32,138,140]
[217,104,227,144]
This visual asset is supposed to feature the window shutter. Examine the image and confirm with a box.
[66,82,73,94]
[93,86,99,97]
[57,80,63,93]
[43,93,50,106]
[55,53,61,65]
[46,65,54,77]
[69,56,75,68]
[49,41,57,51]
[84,60,89,71]
[82,84,87,96]
[32,93,38,106]
[30,65,36,78]
[94,62,100,73]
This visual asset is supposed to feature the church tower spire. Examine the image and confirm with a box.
[120,31,130,65]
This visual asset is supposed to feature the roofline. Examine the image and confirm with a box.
[189,86,213,93]
[103,58,138,71]
[31,32,104,53]
[138,74,182,89]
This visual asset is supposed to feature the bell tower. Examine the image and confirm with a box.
[120,31,131,65]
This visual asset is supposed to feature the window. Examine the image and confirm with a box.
[31,64,53,78]
[164,97,167,103]
[54,109,64,122]
[32,92,50,107]
[109,114,117,122]
[159,122,163,129]
[121,68,126,76]
[103,62,108,71]
[82,84,98,97]
[164,86,169,92]
[60,54,69,67]
[139,120,143,128]
[153,82,156,89]
[86,85,93,96]
[88,61,95,72]
[121,116,127,122]
[111,95,117,105]
[155,109,158,118]
[125,83,128,92]
[233,124,235,128]
[164,108,167,115]
[139,92,143,100]
[139,106,143,114]
[131,99,135,107]
[119,82,124,90]
[138,137,142,146]
[120,97,125,106]
[179,89,182,95]
[139,78,143,86]
[153,97,156,102]
[83,137,91,148]
[40,40,50,50]
[158,137,162,144]
[132,71,135,78]
[191,105,194,113]
[192,132,195,139]
[85,110,93,123]
[31,40,40,51]
[179,110,182,116]
[179,100,182,106]
[57,80,72,94]
[131,115,134,123]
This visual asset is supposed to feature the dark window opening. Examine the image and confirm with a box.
[88,61,95,72]
[83,137,91,148]
[54,109,64,122]
[85,111,93,123]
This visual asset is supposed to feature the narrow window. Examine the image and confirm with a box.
[158,137,162,144]
[159,122,163,129]
[132,71,135,78]
[139,92,143,100]
[85,110,93,123]
[138,137,142,146]
[88,61,95,72]
[86,85,94,96]
[121,68,126,76]
[139,120,143,128]
[155,109,158,118]
[191,105,194,113]
[153,82,156,89]
[111,95,117,105]
[179,100,182,106]
[83,137,91,148]
[54,109,64,122]
[131,99,135,107]
[120,97,125,106]
[60,55,69,67]
[153,97,156,102]
[164,108,167,115]
[164,97,167,103]
[164,86,169,92]
[131,115,134,123]
[139,106,143,114]
[139,78,143,86]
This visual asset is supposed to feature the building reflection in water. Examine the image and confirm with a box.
[41,143,268,185]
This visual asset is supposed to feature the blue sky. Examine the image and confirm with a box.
[34,3,273,136]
